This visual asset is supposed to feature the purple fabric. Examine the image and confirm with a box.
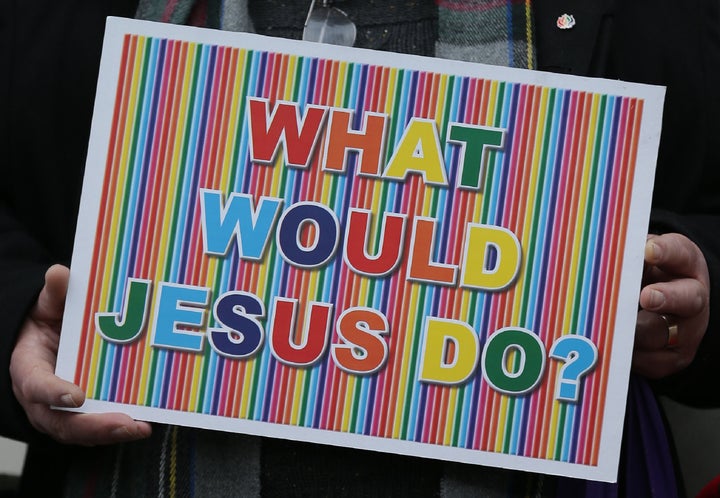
[556,376,679,498]
[624,376,679,497]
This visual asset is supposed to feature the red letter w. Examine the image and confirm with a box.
[248,97,327,169]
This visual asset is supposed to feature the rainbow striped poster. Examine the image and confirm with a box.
[57,18,665,482]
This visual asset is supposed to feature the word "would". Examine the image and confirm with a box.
[201,193,521,289]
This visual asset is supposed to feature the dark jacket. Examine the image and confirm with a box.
[535,0,720,405]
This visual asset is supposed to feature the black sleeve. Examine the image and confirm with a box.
[0,0,54,442]
[0,0,139,441]
[0,209,52,441]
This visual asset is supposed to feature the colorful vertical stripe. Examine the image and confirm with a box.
[76,33,644,467]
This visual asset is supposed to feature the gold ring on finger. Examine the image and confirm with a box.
[659,314,679,349]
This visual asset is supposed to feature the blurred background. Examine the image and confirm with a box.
[661,399,720,497]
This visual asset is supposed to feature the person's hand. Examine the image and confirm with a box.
[9,264,152,445]
[633,233,710,379]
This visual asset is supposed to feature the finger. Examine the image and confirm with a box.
[639,277,708,317]
[632,350,689,379]
[34,264,70,324]
[12,358,86,408]
[642,264,671,286]
[634,309,670,351]
[645,234,706,280]
[27,407,152,446]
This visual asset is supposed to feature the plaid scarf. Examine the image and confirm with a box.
[436,0,535,68]
[61,380,678,497]
[135,0,536,69]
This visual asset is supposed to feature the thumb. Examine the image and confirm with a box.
[34,264,70,324]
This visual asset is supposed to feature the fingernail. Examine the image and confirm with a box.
[60,394,79,408]
[647,289,665,308]
[645,241,660,261]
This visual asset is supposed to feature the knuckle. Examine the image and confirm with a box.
[687,281,709,313]
[18,365,44,402]
[665,233,699,269]
[49,418,71,444]
[13,376,33,403]
[678,243,695,269]
[694,290,708,312]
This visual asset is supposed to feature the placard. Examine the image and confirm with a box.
[57,17,665,482]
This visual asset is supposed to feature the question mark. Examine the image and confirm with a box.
[548,335,598,403]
